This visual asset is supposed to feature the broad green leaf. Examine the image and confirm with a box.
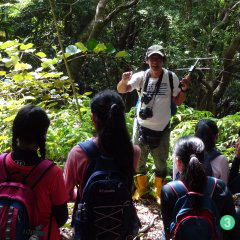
[41,58,58,68]
[0,135,8,141]
[84,92,93,96]
[52,58,59,65]
[86,39,98,51]
[20,43,33,50]
[0,71,6,76]
[0,40,18,50]
[63,53,71,58]
[3,115,15,122]
[36,52,47,58]
[44,72,63,78]
[65,45,80,55]
[25,48,36,53]
[105,43,116,53]
[115,51,129,58]
[6,45,19,53]
[14,63,32,71]
[80,107,88,113]
[13,74,24,81]
[11,56,19,65]
[75,42,87,52]
[5,61,13,68]
[47,102,58,108]
[93,43,107,53]
[25,74,33,80]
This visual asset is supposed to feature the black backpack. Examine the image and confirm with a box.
[203,149,221,177]
[168,71,177,116]
[73,140,140,240]
[168,177,221,240]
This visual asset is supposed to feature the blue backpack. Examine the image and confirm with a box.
[73,140,140,240]
[168,177,221,240]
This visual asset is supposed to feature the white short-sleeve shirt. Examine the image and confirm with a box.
[129,68,180,131]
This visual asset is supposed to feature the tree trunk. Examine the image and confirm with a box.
[79,0,139,42]
[213,33,240,104]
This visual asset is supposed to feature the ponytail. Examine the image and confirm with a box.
[183,155,207,193]
[91,90,134,180]
[174,136,207,193]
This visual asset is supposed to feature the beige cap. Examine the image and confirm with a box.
[146,44,165,58]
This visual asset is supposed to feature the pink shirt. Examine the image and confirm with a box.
[64,143,140,202]
[5,153,69,240]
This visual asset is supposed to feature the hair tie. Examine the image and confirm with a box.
[108,104,118,120]
[189,154,199,164]
[190,154,196,159]
[110,104,117,111]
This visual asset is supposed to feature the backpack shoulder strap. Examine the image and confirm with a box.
[24,160,55,188]
[169,177,217,199]
[205,149,221,163]
[79,140,120,185]
[79,140,100,160]
[79,140,101,185]
[168,70,173,95]
[0,153,9,182]
[204,176,217,197]
[167,180,188,198]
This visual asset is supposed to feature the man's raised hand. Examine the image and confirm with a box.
[122,71,132,82]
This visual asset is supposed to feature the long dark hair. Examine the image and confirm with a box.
[90,90,134,179]
[173,136,207,193]
[195,119,218,152]
[12,105,50,159]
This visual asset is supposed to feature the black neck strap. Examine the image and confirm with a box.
[143,70,164,95]
[141,70,164,109]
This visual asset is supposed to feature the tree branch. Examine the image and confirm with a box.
[87,0,139,41]
[104,0,139,25]
[212,1,240,34]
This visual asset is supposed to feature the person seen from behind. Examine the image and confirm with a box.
[173,119,229,183]
[117,44,190,203]
[64,90,141,239]
[228,134,240,194]
[161,136,240,240]
[0,105,68,239]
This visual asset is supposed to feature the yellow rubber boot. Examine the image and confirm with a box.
[132,175,147,201]
[154,176,164,205]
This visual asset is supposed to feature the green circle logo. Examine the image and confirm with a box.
[220,215,235,230]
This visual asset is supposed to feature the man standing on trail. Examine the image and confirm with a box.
[117,44,189,203]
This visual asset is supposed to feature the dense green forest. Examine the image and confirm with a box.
[0,0,240,172]
[0,1,240,238]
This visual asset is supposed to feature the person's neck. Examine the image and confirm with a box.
[150,68,163,78]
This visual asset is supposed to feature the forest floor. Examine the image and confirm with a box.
[60,195,163,240]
